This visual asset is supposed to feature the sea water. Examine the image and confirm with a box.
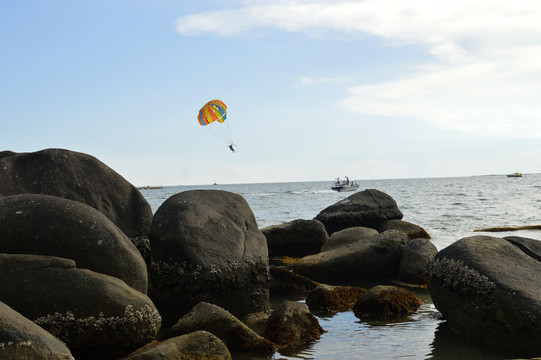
[141,175,541,359]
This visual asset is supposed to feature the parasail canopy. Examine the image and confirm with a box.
[198,99,227,126]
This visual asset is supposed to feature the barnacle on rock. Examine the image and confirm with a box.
[33,305,161,344]
[427,257,495,298]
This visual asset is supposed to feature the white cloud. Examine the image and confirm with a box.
[177,0,541,138]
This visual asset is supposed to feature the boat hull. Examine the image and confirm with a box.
[331,184,359,192]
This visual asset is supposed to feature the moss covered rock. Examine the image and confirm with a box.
[264,301,324,351]
[353,285,422,318]
[306,284,366,315]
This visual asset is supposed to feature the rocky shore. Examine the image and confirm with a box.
[0,148,540,359]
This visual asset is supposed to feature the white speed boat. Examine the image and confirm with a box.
[331,178,359,192]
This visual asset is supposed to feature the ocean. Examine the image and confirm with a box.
[141,175,541,359]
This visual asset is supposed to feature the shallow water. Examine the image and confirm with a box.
[141,175,541,359]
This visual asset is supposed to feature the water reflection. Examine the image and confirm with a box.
[427,322,509,360]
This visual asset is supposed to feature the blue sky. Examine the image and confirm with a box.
[3,0,541,186]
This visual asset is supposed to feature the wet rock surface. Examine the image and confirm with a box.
[264,301,325,351]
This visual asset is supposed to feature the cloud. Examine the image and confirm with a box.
[177,0,541,138]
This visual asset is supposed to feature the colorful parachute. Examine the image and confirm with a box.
[197,99,234,150]
[198,99,227,126]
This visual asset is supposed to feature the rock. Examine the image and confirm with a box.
[378,219,431,239]
[353,285,422,319]
[314,189,403,235]
[149,190,270,325]
[269,267,320,297]
[503,236,541,261]
[306,284,366,315]
[0,194,148,293]
[0,253,161,360]
[321,226,378,252]
[428,236,541,357]
[0,148,152,237]
[264,301,324,351]
[122,331,232,360]
[0,301,74,360]
[167,302,276,356]
[293,230,411,284]
[130,236,152,269]
[399,238,438,285]
[262,219,328,258]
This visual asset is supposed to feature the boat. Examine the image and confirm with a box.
[331,177,360,192]
[507,172,522,178]
[137,186,163,190]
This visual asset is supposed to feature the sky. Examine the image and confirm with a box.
[2,0,541,186]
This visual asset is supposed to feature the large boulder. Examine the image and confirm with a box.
[149,190,270,325]
[0,301,74,360]
[315,189,403,235]
[0,148,152,237]
[293,230,411,284]
[428,236,541,357]
[167,302,276,356]
[0,194,148,293]
[123,331,232,360]
[261,219,328,258]
[321,226,378,252]
[399,238,438,285]
[0,254,161,360]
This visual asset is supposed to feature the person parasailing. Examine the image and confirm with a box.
[197,99,235,153]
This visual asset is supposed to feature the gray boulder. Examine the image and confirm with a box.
[149,190,270,325]
[0,194,148,293]
[122,331,232,360]
[399,238,438,285]
[315,189,403,235]
[261,219,328,258]
[167,302,275,356]
[378,219,431,239]
[428,236,541,357]
[0,148,152,237]
[321,226,378,252]
[0,254,161,360]
[0,301,74,360]
[293,230,410,284]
